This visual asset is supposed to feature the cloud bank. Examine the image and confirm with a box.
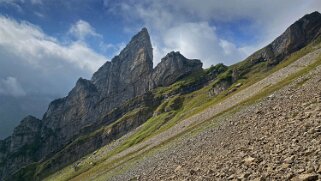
[0,77,26,97]
[0,16,106,97]
[0,15,107,138]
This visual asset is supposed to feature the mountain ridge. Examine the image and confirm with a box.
[0,27,203,180]
[1,11,321,181]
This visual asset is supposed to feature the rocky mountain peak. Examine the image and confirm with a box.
[20,115,40,125]
[10,115,41,153]
[150,51,203,88]
[269,11,321,62]
[116,27,153,68]
[73,77,97,95]
[300,11,321,22]
[245,11,321,67]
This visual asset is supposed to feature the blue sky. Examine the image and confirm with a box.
[0,0,320,138]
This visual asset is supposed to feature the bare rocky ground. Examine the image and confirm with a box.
[107,55,321,180]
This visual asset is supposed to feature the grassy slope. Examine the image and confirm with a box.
[45,40,321,181]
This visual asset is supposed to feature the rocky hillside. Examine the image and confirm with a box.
[111,48,321,181]
[1,11,321,181]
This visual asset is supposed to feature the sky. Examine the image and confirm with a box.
[0,0,320,138]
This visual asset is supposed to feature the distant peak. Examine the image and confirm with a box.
[117,27,153,65]
[298,11,321,22]
[305,11,321,18]
[141,27,148,33]
[22,115,38,121]
[131,27,151,43]
[20,115,41,125]
[162,51,185,61]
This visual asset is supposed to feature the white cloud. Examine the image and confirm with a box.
[0,16,107,96]
[0,77,26,97]
[105,0,321,67]
[34,11,44,18]
[30,0,42,4]
[158,22,246,67]
[69,20,101,40]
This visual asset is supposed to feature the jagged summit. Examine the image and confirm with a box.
[0,27,205,180]
[273,11,321,56]
[92,28,153,84]
[300,11,321,21]
[151,51,202,87]
[114,27,153,66]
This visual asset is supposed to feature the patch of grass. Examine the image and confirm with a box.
[295,77,310,88]
[114,112,174,151]
[154,70,206,97]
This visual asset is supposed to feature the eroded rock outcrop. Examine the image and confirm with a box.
[150,51,202,88]
[245,11,321,68]
[0,116,41,178]
[10,116,42,153]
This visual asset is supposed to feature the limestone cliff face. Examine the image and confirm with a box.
[91,27,153,116]
[209,12,321,96]
[247,11,321,67]
[38,28,154,157]
[0,27,204,180]
[270,11,321,62]
[41,78,99,154]
[0,116,41,178]
[10,116,42,153]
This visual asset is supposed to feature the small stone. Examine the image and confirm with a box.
[317,165,321,174]
[190,169,197,175]
[169,175,177,179]
[294,173,318,181]
[244,156,256,165]
[286,173,295,180]
[207,169,214,175]
[306,167,315,173]
[268,94,275,99]
[237,173,250,179]
[282,163,291,169]
[235,83,242,87]
[297,169,305,174]
[135,175,141,179]
[256,110,262,114]
[174,165,182,172]
[308,128,315,134]
[252,176,265,181]
[284,155,295,164]
[227,174,235,180]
